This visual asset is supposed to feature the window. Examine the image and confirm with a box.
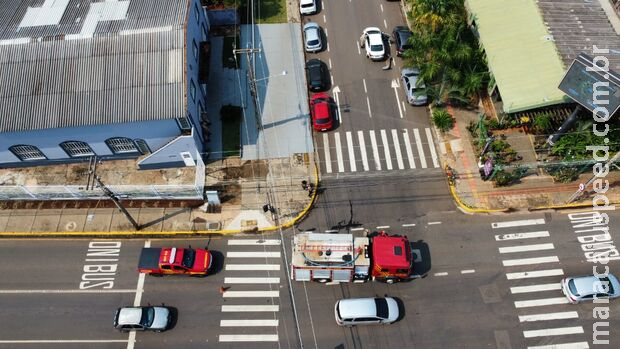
[194,3,200,24]
[201,25,207,42]
[105,137,139,154]
[59,141,95,157]
[190,80,196,101]
[192,39,198,60]
[134,139,151,155]
[9,145,46,161]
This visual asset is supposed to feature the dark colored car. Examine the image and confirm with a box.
[310,93,334,132]
[392,26,413,57]
[306,59,329,92]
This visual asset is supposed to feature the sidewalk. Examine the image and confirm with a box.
[436,105,620,213]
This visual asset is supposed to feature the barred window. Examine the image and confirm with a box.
[9,145,46,161]
[105,137,139,154]
[190,79,196,101]
[192,39,198,60]
[195,3,200,24]
[59,141,95,157]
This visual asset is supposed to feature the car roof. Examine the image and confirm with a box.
[304,22,319,30]
[301,0,314,4]
[307,58,322,67]
[371,235,410,268]
[313,98,329,117]
[337,298,378,318]
[572,274,619,295]
[118,307,142,325]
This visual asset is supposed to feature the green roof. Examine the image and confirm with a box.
[466,0,569,113]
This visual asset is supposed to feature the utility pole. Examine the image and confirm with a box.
[566,151,620,204]
[233,47,262,131]
[94,176,141,230]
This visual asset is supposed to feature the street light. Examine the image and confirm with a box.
[253,70,288,83]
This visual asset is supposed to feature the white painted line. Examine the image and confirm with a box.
[133,240,149,307]
[428,221,441,225]
[502,256,559,267]
[346,131,357,172]
[220,320,279,327]
[380,4,383,12]
[0,340,129,344]
[523,326,584,338]
[492,218,545,228]
[222,291,280,298]
[323,133,332,173]
[425,128,440,168]
[225,277,280,284]
[402,129,415,168]
[380,129,393,170]
[363,78,367,93]
[225,264,280,271]
[325,229,339,233]
[376,225,390,229]
[391,129,404,169]
[328,58,332,69]
[413,129,427,168]
[369,130,382,170]
[331,75,334,86]
[334,132,345,172]
[499,243,555,254]
[506,269,564,280]
[510,283,562,294]
[0,289,137,294]
[228,239,281,246]
[323,14,326,23]
[528,342,590,349]
[219,335,279,342]
[227,251,280,258]
[324,27,328,37]
[366,96,372,118]
[222,305,279,312]
[401,101,406,114]
[434,272,448,276]
[495,231,550,241]
[519,311,578,322]
[461,269,475,274]
[325,281,342,285]
[402,223,416,227]
[357,131,369,171]
[383,19,387,29]
[350,227,365,232]
[356,41,360,55]
[327,42,330,52]
[514,297,569,308]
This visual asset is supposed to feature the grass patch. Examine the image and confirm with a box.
[220,105,242,157]
[222,36,240,69]
[237,0,287,24]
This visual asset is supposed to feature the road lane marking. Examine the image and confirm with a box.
[402,223,416,227]
[228,239,281,245]
[376,225,390,229]
[380,4,383,12]
[495,231,550,241]
[327,42,329,52]
[380,129,393,170]
[519,311,578,322]
[222,305,279,312]
[328,58,332,69]
[350,227,365,231]
[225,277,280,284]
[219,335,279,342]
[220,320,279,327]
[499,243,555,254]
[384,19,387,29]
[356,41,360,55]
[401,101,406,114]
[510,283,562,294]
[225,264,280,271]
[391,129,404,169]
[413,129,427,168]
[402,129,415,168]
[425,128,440,167]
[324,27,328,37]
[366,96,372,118]
[492,219,545,228]
[428,221,441,225]
[334,132,345,172]
[133,240,149,307]
[0,289,137,294]
[434,272,448,276]
[346,131,357,172]
[358,131,369,171]
[325,229,339,233]
[323,14,326,23]
[523,326,584,338]
[0,340,130,344]
[227,251,280,258]
[527,342,590,349]
[369,130,381,170]
[331,75,334,86]
[363,78,367,93]
[502,256,559,266]
[222,291,280,298]
[514,297,569,308]
[506,269,564,280]
[461,269,475,274]
[323,133,332,173]
[392,79,403,119]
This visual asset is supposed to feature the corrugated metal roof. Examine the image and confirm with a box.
[465,0,568,113]
[0,0,190,132]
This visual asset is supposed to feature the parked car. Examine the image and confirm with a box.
[310,93,334,132]
[392,26,413,57]
[561,273,620,304]
[306,59,329,92]
[335,297,399,326]
[114,306,172,332]
[303,22,323,53]
[360,27,385,61]
[401,67,428,106]
[299,0,317,15]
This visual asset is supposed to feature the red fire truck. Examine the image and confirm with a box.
[291,231,413,283]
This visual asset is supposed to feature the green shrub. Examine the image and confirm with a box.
[432,109,455,132]
[532,114,552,134]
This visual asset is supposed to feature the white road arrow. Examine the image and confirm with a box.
[391,79,404,119]
[332,85,343,127]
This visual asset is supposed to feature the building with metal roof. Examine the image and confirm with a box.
[0,0,211,170]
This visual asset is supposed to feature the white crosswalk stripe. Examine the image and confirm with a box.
[510,283,561,294]
[225,264,280,271]
[357,131,370,171]
[492,219,545,228]
[499,243,555,253]
[222,305,279,312]
[506,269,564,280]
[495,231,550,241]
[225,277,280,284]
[227,251,280,258]
[413,128,427,168]
[391,129,405,169]
[334,132,344,172]
[380,129,393,170]
[369,130,381,170]
[425,127,440,168]
[502,256,559,266]
[527,342,590,349]
[346,131,357,172]
[402,129,416,169]
[323,133,332,173]
[514,297,569,308]
[219,335,279,342]
[519,311,578,322]
[523,326,584,338]
[228,239,281,246]
[221,320,279,327]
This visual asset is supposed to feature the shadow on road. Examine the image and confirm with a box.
[411,240,431,277]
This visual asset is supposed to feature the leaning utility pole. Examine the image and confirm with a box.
[566,151,620,204]
[94,176,141,230]
[233,47,262,131]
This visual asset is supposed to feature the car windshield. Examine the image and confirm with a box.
[182,249,196,268]
[141,307,155,327]
[308,39,319,46]
[374,298,389,319]
[301,3,313,8]
[598,277,613,294]
[370,44,383,52]
[568,279,579,296]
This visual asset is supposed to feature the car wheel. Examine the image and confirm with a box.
[385,278,396,284]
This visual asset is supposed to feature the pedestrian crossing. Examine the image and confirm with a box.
[317,127,440,175]
[219,238,282,345]
[492,218,590,349]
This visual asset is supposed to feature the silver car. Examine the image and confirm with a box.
[334,297,399,326]
[303,22,322,53]
[401,67,428,106]
[114,306,172,332]
[561,273,620,304]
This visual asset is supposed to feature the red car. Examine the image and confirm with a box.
[310,93,334,131]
